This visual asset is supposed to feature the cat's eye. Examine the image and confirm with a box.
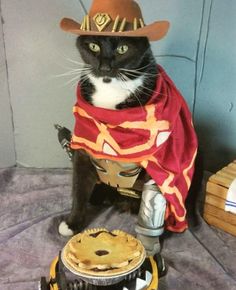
[89,43,100,52]
[117,45,129,55]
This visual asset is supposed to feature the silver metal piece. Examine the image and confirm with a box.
[135,181,167,255]
[136,234,161,256]
[136,182,166,236]
[125,268,142,282]
[123,269,152,290]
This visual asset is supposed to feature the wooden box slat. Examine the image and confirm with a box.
[204,213,236,236]
[205,194,225,210]
[217,169,236,179]
[206,182,228,199]
[204,204,236,225]
[209,174,234,187]
[203,160,236,236]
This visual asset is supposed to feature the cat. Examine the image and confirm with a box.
[58,35,201,236]
[59,35,159,236]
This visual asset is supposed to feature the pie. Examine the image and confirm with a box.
[62,228,145,277]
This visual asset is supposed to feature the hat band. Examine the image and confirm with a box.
[80,13,145,33]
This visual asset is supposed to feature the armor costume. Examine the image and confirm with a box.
[90,158,167,255]
[70,65,198,254]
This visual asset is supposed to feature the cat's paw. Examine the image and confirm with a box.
[58,221,74,237]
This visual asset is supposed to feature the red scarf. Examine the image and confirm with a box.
[71,65,198,232]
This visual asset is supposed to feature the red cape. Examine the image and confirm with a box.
[71,65,198,232]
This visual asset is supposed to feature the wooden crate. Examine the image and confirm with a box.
[203,160,236,236]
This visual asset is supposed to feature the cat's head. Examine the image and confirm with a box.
[76,35,156,81]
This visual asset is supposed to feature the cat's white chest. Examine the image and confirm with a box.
[88,75,144,109]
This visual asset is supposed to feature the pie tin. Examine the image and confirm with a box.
[61,247,146,286]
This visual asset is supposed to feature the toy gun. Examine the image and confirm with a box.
[54,124,73,161]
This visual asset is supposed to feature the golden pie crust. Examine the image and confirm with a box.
[62,228,145,277]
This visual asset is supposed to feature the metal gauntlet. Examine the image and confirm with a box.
[135,180,166,255]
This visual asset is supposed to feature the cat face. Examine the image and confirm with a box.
[76,35,157,109]
[76,35,152,79]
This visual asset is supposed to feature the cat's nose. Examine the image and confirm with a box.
[99,61,112,73]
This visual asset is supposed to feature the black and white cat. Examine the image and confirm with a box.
[59,35,158,236]
[77,35,158,109]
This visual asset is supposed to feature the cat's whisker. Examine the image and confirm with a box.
[65,57,91,68]
[120,62,156,73]
[118,72,132,89]
[80,72,92,81]
[119,69,140,77]
[69,66,92,71]
[67,66,92,72]
[136,88,155,101]
[51,70,90,79]
[51,65,92,79]
[133,62,157,71]
[120,71,165,104]
[79,74,91,87]
[118,72,145,111]
[119,68,140,73]
[70,74,89,89]
[117,72,126,82]
[63,70,91,87]
[120,69,158,78]
[64,75,81,87]
[53,62,78,72]
[141,71,159,77]
[139,84,169,98]
[119,72,131,85]
[70,80,80,89]
[138,84,158,94]
[80,72,91,79]
[55,51,92,69]
[136,80,157,91]
[120,71,142,79]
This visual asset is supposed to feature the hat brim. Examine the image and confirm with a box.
[60,18,169,42]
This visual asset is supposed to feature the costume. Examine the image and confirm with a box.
[71,65,198,233]
[61,0,197,266]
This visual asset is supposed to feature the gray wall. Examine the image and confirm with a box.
[0,0,235,171]
[0,12,15,167]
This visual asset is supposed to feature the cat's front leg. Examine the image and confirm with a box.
[59,149,98,236]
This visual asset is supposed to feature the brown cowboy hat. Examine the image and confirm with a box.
[60,0,170,41]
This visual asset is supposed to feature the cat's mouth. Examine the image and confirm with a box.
[102,77,112,83]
